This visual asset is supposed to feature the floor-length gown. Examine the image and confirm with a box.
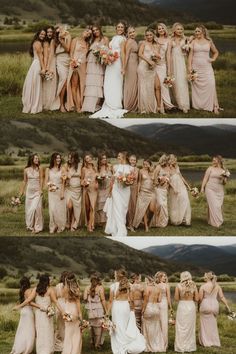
[110,282,146,354]
[155,41,174,110]
[133,172,155,229]
[22,50,43,114]
[52,38,70,110]
[124,39,138,111]
[205,168,224,227]
[48,168,66,233]
[62,301,82,354]
[54,283,66,352]
[157,283,169,351]
[95,169,112,224]
[130,283,143,332]
[65,166,82,230]
[43,41,57,110]
[25,167,43,233]
[82,168,98,226]
[152,167,169,228]
[199,285,221,347]
[90,35,128,118]
[82,40,106,113]
[127,167,139,227]
[104,164,133,237]
[169,167,191,225]
[171,39,190,111]
[11,305,35,354]
[35,295,54,354]
[191,41,219,112]
[175,288,196,352]
[66,39,87,111]
[142,302,165,352]
[137,43,157,113]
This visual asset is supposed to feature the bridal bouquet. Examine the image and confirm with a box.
[227,311,236,321]
[221,169,230,178]
[188,69,198,82]
[70,58,82,70]
[93,45,119,65]
[117,172,136,187]
[181,39,191,55]
[163,76,175,88]
[79,319,90,331]
[83,178,92,187]
[101,317,116,335]
[190,187,200,198]
[168,310,175,325]
[46,305,55,317]
[11,196,21,207]
[157,176,170,186]
[43,71,54,81]
[63,312,73,322]
[96,174,110,184]
[47,182,58,192]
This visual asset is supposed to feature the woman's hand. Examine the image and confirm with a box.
[148,60,155,69]
[208,58,215,63]
[12,305,20,311]
[60,193,64,200]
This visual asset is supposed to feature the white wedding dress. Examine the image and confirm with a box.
[104,164,133,237]
[90,35,128,119]
[110,282,146,354]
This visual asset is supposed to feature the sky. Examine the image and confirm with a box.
[107,118,236,129]
[106,236,236,250]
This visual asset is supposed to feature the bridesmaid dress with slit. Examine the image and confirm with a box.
[152,167,169,228]
[95,169,112,224]
[62,301,82,354]
[65,166,82,230]
[54,283,66,352]
[11,305,35,354]
[127,167,139,228]
[124,39,138,111]
[191,41,219,111]
[157,283,169,351]
[205,168,224,227]
[22,49,43,114]
[82,168,98,226]
[35,295,54,354]
[43,41,57,110]
[25,167,43,233]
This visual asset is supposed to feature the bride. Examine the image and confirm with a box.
[107,269,146,354]
[104,151,134,237]
[90,22,128,119]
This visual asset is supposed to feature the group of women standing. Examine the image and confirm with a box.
[19,151,229,235]
[22,21,220,116]
[11,269,231,354]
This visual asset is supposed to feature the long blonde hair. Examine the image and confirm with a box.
[155,271,168,284]
[65,272,80,301]
[180,271,196,295]
[195,25,211,41]
[204,271,217,287]
[156,23,169,38]
[171,22,185,40]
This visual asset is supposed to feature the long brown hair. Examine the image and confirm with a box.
[19,276,31,303]
[49,152,62,169]
[29,29,45,57]
[65,272,80,301]
[97,152,108,172]
[25,153,40,169]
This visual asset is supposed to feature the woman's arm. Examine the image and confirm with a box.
[218,286,231,311]
[43,42,49,68]
[194,287,199,302]
[13,288,37,310]
[198,286,204,302]
[99,286,108,314]
[201,167,211,193]
[34,42,45,73]
[69,37,76,58]
[142,287,149,314]
[19,169,27,197]
[174,286,180,302]
[76,298,83,320]
[166,39,172,76]
[106,288,114,316]
[166,284,172,310]
[59,33,71,53]
[209,40,219,62]
[187,43,194,73]
[138,42,153,67]
[46,39,56,71]
[49,287,64,315]
[83,286,88,301]
[44,168,49,189]
[153,165,161,186]
[121,39,126,74]
[39,167,44,194]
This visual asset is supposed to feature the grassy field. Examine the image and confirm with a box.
[0,161,235,236]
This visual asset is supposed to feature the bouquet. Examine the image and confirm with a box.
[46,305,55,317]
[163,76,175,88]
[43,71,54,81]
[227,311,236,321]
[96,174,110,184]
[83,178,91,187]
[149,54,160,70]
[47,182,58,192]
[157,176,170,186]
[93,45,119,66]
[79,319,90,331]
[117,172,136,187]
[181,39,191,55]
[190,187,200,198]
[168,310,175,325]
[101,317,116,335]
[11,196,21,207]
[221,169,230,178]
[63,312,73,322]
[70,58,82,70]
[188,69,198,82]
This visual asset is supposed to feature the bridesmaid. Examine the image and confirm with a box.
[82,25,109,113]
[123,26,138,111]
[155,271,173,352]
[188,25,219,114]
[11,277,36,354]
[84,273,107,349]
[130,273,144,331]
[138,28,161,113]
[168,23,190,113]
[81,154,98,232]
[152,154,170,228]
[95,153,113,225]
[199,271,231,347]
[142,276,165,352]
[67,27,92,112]
[64,152,82,231]
[54,271,68,352]
[45,152,66,234]
[43,26,57,110]
[201,155,228,228]
[174,271,199,353]
[62,272,83,354]
[168,154,191,226]
[104,151,134,237]
[133,159,156,232]
[127,155,139,231]
[155,23,175,113]
[54,25,71,112]
[19,153,43,234]
[22,29,46,114]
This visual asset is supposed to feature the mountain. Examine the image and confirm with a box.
[0,0,185,25]
[141,0,235,24]
[125,123,236,158]
[142,243,236,275]
[0,237,202,277]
